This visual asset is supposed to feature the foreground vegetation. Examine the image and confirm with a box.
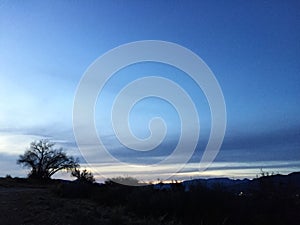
[5,140,300,224]
[0,173,299,225]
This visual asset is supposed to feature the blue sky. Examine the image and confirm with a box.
[0,1,299,181]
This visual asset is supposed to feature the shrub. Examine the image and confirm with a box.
[71,168,95,184]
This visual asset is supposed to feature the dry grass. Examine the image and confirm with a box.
[0,178,180,225]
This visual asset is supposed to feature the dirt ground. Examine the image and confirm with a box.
[0,186,106,225]
[0,179,160,225]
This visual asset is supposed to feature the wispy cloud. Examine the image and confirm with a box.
[80,160,300,182]
[0,153,28,177]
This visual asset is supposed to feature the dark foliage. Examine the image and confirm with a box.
[71,168,95,184]
[17,140,79,180]
[53,173,300,225]
[53,181,98,199]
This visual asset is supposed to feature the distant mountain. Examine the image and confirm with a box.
[182,177,250,193]
[156,172,300,195]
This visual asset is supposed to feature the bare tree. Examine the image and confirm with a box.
[17,139,79,180]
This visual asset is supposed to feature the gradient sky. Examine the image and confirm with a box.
[0,0,299,181]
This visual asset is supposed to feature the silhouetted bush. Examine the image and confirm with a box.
[71,168,95,184]
[105,176,140,186]
[49,173,300,225]
[53,181,97,199]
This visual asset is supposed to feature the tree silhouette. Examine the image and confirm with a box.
[71,168,95,183]
[17,139,79,180]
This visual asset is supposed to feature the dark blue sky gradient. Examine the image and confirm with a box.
[0,0,299,179]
